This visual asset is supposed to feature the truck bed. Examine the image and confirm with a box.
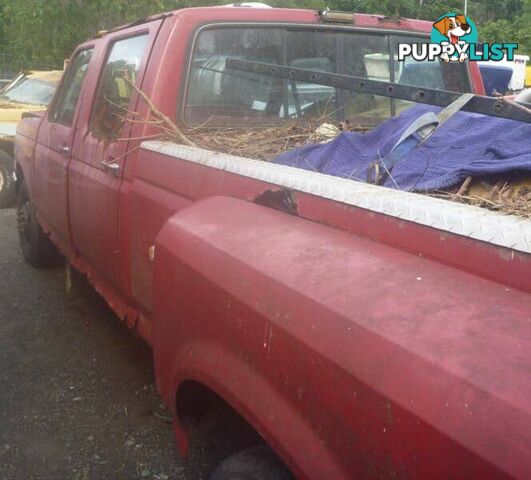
[140,141,531,293]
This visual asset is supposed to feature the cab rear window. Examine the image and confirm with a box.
[184,26,470,128]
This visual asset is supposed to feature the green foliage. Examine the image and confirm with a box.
[0,0,528,69]
[1,0,186,68]
[329,0,465,19]
[478,0,530,53]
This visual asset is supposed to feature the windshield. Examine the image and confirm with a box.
[0,77,58,106]
[184,26,471,127]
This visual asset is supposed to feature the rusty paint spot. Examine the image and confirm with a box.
[254,188,298,215]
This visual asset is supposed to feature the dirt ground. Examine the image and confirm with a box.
[0,208,217,480]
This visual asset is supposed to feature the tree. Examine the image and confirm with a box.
[0,0,528,68]
[477,0,530,53]
[2,0,209,68]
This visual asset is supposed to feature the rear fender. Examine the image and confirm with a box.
[151,195,529,480]
[151,196,347,480]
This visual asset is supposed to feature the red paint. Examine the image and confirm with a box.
[296,193,530,293]
[14,6,527,480]
[154,197,530,480]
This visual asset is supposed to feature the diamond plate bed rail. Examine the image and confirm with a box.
[141,141,531,255]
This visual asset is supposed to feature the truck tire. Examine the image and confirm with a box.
[0,150,16,208]
[209,446,294,480]
[16,181,56,267]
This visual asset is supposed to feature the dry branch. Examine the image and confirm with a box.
[431,178,531,219]
[125,78,196,147]
[123,84,530,219]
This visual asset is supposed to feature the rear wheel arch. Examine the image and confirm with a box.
[165,341,337,480]
[175,379,265,448]
[174,378,296,480]
[153,304,346,478]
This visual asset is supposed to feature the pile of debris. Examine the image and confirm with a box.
[432,176,531,219]
[184,122,531,219]
[132,83,531,219]
[186,120,368,161]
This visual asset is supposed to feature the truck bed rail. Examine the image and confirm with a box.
[141,141,531,255]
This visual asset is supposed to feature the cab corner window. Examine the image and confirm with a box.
[49,48,93,126]
[90,34,149,140]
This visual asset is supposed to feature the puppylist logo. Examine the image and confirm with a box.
[398,13,518,63]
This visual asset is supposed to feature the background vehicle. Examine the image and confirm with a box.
[0,70,62,207]
[479,54,529,96]
[13,6,530,480]
[479,63,513,95]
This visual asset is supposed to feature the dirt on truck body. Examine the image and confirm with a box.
[13,5,531,480]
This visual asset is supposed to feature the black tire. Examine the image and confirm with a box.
[0,149,16,209]
[209,446,294,480]
[16,181,56,267]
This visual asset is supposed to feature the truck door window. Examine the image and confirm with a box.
[49,49,93,126]
[90,34,148,140]
[184,27,471,128]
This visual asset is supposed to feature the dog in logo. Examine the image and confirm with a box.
[433,14,471,62]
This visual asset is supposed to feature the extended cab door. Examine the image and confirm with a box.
[33,48,93,248]
[68,22,160,289]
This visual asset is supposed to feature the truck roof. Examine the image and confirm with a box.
[93,5,433,40]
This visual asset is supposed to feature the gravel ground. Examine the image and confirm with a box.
[0,208,213,480]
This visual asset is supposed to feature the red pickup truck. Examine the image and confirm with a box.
[14,6,531,480]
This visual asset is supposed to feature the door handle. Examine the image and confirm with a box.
[102,160,120,176]
[58,145,70,156]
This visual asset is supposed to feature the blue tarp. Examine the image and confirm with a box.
[273,105,531,191]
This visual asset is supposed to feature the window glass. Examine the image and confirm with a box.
[184,27,471,128]
[91,34,148,140]
[390,35,470,91]
[186,28,284,126]
[335,32,390,124]
[1,78,58,106]
[389,35,471,116]
[50,49,93,125]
